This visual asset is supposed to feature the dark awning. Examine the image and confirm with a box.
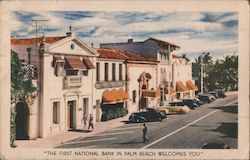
[65,56,87,70]
[82,57,95,69]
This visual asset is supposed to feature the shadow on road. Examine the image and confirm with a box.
[211,105,238,114]
[113,141,145,145]
[68,129,91,133]
[206,122,238,139]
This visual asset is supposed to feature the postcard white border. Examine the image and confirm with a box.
[0,0,249,159]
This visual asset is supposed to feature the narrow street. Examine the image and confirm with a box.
[56,92,238,149]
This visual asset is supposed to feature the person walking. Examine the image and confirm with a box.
[143,123,149,143]
[88,113,94,131]
[81,114,87,128]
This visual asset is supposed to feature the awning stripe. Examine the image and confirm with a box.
[102,88,129,104]
[176,81,189,92]
[83,57,95,69]
[142,90,161,98]
[164,87,176,94]
[186,80,198,90]
[65,56,87,70]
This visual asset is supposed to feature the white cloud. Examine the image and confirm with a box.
[11,11,237,61]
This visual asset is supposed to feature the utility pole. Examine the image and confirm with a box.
[200,52,208,93]
[200,55,203,93]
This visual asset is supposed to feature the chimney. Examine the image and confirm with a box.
[128,39,133,43]
[66,25,72,37]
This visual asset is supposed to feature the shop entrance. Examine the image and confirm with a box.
[15,102,29,140]
[67,100,76,129]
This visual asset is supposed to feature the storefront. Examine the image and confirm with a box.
[141,90,161,109]
[176,81,190,99]
[100,88,129,121]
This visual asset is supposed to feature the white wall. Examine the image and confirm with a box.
[127,63,157,113]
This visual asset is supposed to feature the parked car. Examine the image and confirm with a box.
[157,105,190,114]
[194,97,204,106]
[207,94,216,101]
[208,91,219,99]
[169,101,197,110]
[182,99,200,107]
[198,93,216,103]
[214,89,227,98]
[128,108,166,123]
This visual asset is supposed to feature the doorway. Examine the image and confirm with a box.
[67,100,76,130]
[15,102,29,140]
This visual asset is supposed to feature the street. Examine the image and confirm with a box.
[56,93,238,149]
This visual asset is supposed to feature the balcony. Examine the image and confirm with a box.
[64,76,82,88]
[95,81,125,89]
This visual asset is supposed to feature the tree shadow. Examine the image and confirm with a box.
[211,105,238,114]
[113,141,145,145]
[206,122,238,139]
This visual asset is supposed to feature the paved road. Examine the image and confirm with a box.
[56,93,238,149]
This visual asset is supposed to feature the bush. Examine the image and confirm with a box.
[101,107,128,121]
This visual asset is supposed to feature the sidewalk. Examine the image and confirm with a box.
[15,114,130,148]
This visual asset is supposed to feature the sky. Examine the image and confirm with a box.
[11,11,238,61]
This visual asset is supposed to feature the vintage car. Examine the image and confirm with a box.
[158,105,190,114]
[128,108,166,123]
[169,101,197,110]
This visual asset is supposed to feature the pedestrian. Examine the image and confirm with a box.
[81,113,87,128]
[88,113,94,131]
[143,123,149,143]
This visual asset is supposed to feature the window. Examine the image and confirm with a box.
[132,90,136,103]
[112,63,116,81]
[104,63,109,81]
[119,64,122,81]
[177,93,181,99]
[96,62,100,82]
[53,101,60,124]
[66,70,78,76]
[82,70,88,76]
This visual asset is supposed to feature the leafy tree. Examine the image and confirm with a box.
[192,53,238,92]
[10,51,37,147]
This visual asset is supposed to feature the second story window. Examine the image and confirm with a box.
[104,63,109,81]
[119,64,122,81]
[96,62,100,82]
[112,63,116,81]
[66,70,78,76]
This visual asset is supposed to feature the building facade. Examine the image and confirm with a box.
[11,31,100,139]
[11,32,196,139]
[100,37,197,104]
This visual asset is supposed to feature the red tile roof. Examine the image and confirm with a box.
[11,36,66,45]
[96,48,158,63]
[96,48,128,60]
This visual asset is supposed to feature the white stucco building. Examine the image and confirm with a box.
[100,37,197,104]
[11,31,100,139]
[11,30,196,140]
